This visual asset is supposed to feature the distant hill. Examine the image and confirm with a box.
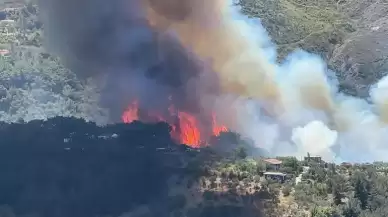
[239,0,388,97]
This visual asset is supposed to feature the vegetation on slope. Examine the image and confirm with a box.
[202,154,388,217]
[0,118,270,217]
[238,0,388,97]
[237,0,355,60]
[0,3,108,124]
[2,117,388,217]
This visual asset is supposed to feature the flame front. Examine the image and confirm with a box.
[122,100,139,123]
[212,113,228,136]
[122,100,227,147]
[177,111,201,147]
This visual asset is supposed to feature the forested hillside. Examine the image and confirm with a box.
[0,2,108,124]
[2,117,388,217]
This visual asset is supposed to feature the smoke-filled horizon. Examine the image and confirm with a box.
[38,0,388,163]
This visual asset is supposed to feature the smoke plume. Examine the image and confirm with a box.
[38,0,388,162]
[38,0,220,124]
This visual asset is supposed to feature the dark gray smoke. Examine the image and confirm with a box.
[37,0,219,122]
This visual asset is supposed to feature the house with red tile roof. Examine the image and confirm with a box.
[263,158,282,171]
[0,49,9,56]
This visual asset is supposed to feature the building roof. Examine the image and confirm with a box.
[305,155,321,158]
[264,172,286,176]
[0,49,9,56]
[263,158,282,165]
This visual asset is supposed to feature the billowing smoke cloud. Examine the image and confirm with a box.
[292,121,338,162]
[38,0,388,162]
[205,2,388,163]
[37,0,220,126]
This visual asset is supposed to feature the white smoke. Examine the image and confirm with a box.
[291,121,338,162]
[216,1,388,163]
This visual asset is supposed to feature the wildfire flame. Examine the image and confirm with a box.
[122,100,139,123]
[177,111,201,147]
[212,113,228,136]
[121,100,228,147]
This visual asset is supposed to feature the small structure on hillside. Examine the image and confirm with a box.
[341,162,352,168]
[263,158,282,171]
[0,49,9,56]
[264,172,287,183]
[304,155,322,163]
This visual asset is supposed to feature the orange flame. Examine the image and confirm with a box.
[121,100,228,147]
[177,111,201,147]
[122,100,139,123]
[212,113,228,136]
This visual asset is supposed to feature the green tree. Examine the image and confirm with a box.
[279,156,302,174]
[311,206,334,217]
[256,159,266,173]
[304,164,327,183]
[328,174,349,205]
[234,146,247,159]
[352,171,370,209]
[342,198,361,217]
[366,174,388,212]
[328,163,337,175]
[282,184,292,197]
